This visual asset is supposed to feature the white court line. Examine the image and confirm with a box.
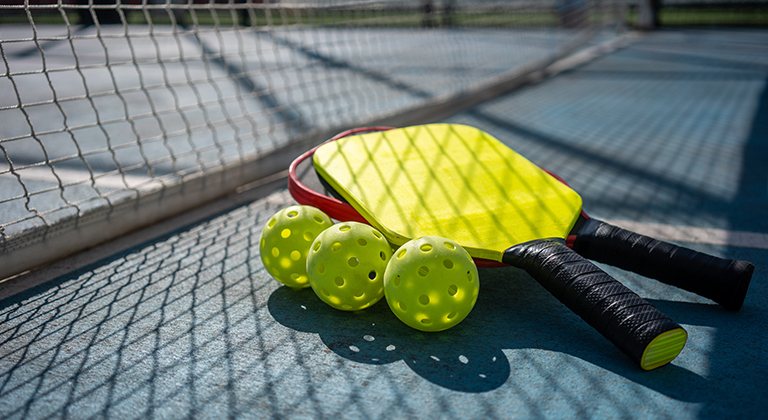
[0,164,161,190]
[604,219,768,250]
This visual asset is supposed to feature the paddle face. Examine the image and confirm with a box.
[289,126,576,267]
[313,124,583,262]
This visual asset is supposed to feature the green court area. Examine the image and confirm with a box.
[627,7,768,27]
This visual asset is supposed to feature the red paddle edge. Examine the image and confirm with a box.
[287,126,589,268]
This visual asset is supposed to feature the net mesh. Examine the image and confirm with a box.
[0,0,620,279]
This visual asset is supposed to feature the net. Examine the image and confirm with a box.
[0,0,619,280]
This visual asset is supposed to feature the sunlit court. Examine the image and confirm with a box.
[1,1,767,418]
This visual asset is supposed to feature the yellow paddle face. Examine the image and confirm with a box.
[313,124,582,262]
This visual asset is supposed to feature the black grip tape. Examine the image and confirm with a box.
[503,238,684,368]
[572,218,754,311]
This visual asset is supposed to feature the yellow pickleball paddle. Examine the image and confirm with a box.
[313,123,686,370]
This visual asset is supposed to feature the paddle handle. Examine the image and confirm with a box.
[503,238,687,370]
[571,218,754,311]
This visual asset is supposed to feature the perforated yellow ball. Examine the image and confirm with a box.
[259,206,334,289]
[307,222,392,311]
[384,236,479,332]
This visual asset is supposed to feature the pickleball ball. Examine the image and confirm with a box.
[259,205,334,289]
[307,222,392,311]
[384,236,479,332]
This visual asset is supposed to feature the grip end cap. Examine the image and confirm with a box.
[640,328,688,370]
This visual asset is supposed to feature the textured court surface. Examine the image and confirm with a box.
[1,29,767,419]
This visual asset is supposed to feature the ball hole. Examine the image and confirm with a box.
[348,257,359,267]
[420,243,433,252]
[267,218,277,228]
[339,225,351,232]
[447,311,457,319]
[304,232,314,242]
[332,242,342,252]
[341,304,353,310]
[444,241,455,250]
[420,319,432,325]
[313,241,322,252]
[281,229,291,239]
[354,290,364,298]
[418,266,429,277]
[314,215,325,223]
[372,230,382,239]
[358,238,368,246]
[393,275,401,287]
[287,210,298,218]
[321,288,330,296]
[397,249,407,259]
[444,259,454,269]
[279,258,291,269]
[290,273,301,281]
[334,277,345,287]
[448,284,458,296]
[419,295,430,305]
[368,270,377,280]
[467,271,473,282]
[260,238,265,248]
[380,251,386,261]
[317,263,325,274]
[398,301,407,311]
[271,247,280,257]
[290,250,301,261]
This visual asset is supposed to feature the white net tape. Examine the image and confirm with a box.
[0,0,616,279]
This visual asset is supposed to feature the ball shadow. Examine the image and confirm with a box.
[268,284,509,393]
[268,266,709,397]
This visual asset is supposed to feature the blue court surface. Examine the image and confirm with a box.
[1,29,767,419]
